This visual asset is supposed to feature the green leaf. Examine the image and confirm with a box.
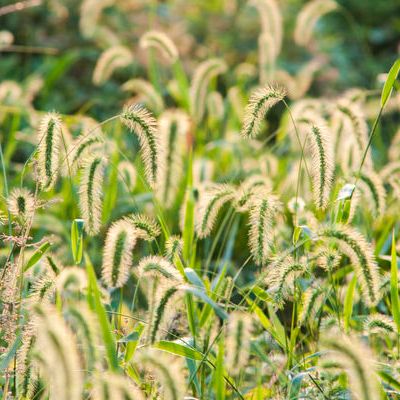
[0,335,21,372]
[247,298,285,349]
[85,253,119,371]
[185,267,205,289]
[288,372,307,399]
[24,241,51,272]
[122,322,144,363]
[252,286,272,302]
[153,340,205,361]
[183,150,195,265]
[390,230,400,332]
[381,59,400,108]
[378,370,400,391]
[71,219,84,265]
[292,226,302,245]
[172,60,190,110]
[182,285,228,320]
[214,337,225,400]
[344,275,357,332]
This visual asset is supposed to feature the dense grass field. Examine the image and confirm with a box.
[1,0,400,399]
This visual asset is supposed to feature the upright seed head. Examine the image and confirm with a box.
[307,124,334,210]
[79,156,107,236]
[248,193,281,265]
[7,187,36,221]
[36,112,62,190]
[225,311,253,376]
[156,110,190,208]
[102,219,137,288]
[32,304,83,400]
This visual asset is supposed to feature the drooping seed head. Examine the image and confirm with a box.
[126,213,161,241]
[122,78,164,114]
[139,30,179,64]
[266,255,306,306]
[120,104,160,187]
[241,85,286,138]
[195,183,236,238]
[92,45,134,86]
[320,331,380,400]
[364,313,396,336]
[320,225,381,307]
[92,372,145,400]
[190,58,227,123]
[136,349,185,400]
[294,0,338,47]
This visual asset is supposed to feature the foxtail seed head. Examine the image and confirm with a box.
[36,112,62,190]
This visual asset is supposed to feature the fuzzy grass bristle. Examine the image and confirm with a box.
[79,156,107,235]
[195,183,236,239]
[320,225,380,307]
[120,104,160,187]
[307,124,334,210]
[7,187,35,220]
[92,45,134,86]
[127,213,161,241]
[139,30,179,64]
[248,193,281,265]
[36,112,62,190]
[190,58,227,123]
[241,85,286,138]
[102,219,137,288]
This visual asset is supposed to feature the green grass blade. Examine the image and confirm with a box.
[381,58,400,108]
[344,274,357,332]
[85,253,119,371]
[391,230,400,332]
[24,242,51,272]
[70,218,84,265]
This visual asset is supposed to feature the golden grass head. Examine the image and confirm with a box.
[241,85,286,138]
[102,219,137,288]
[36,112,63,191]
[120,104,160,187]
[7,187,35,221]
